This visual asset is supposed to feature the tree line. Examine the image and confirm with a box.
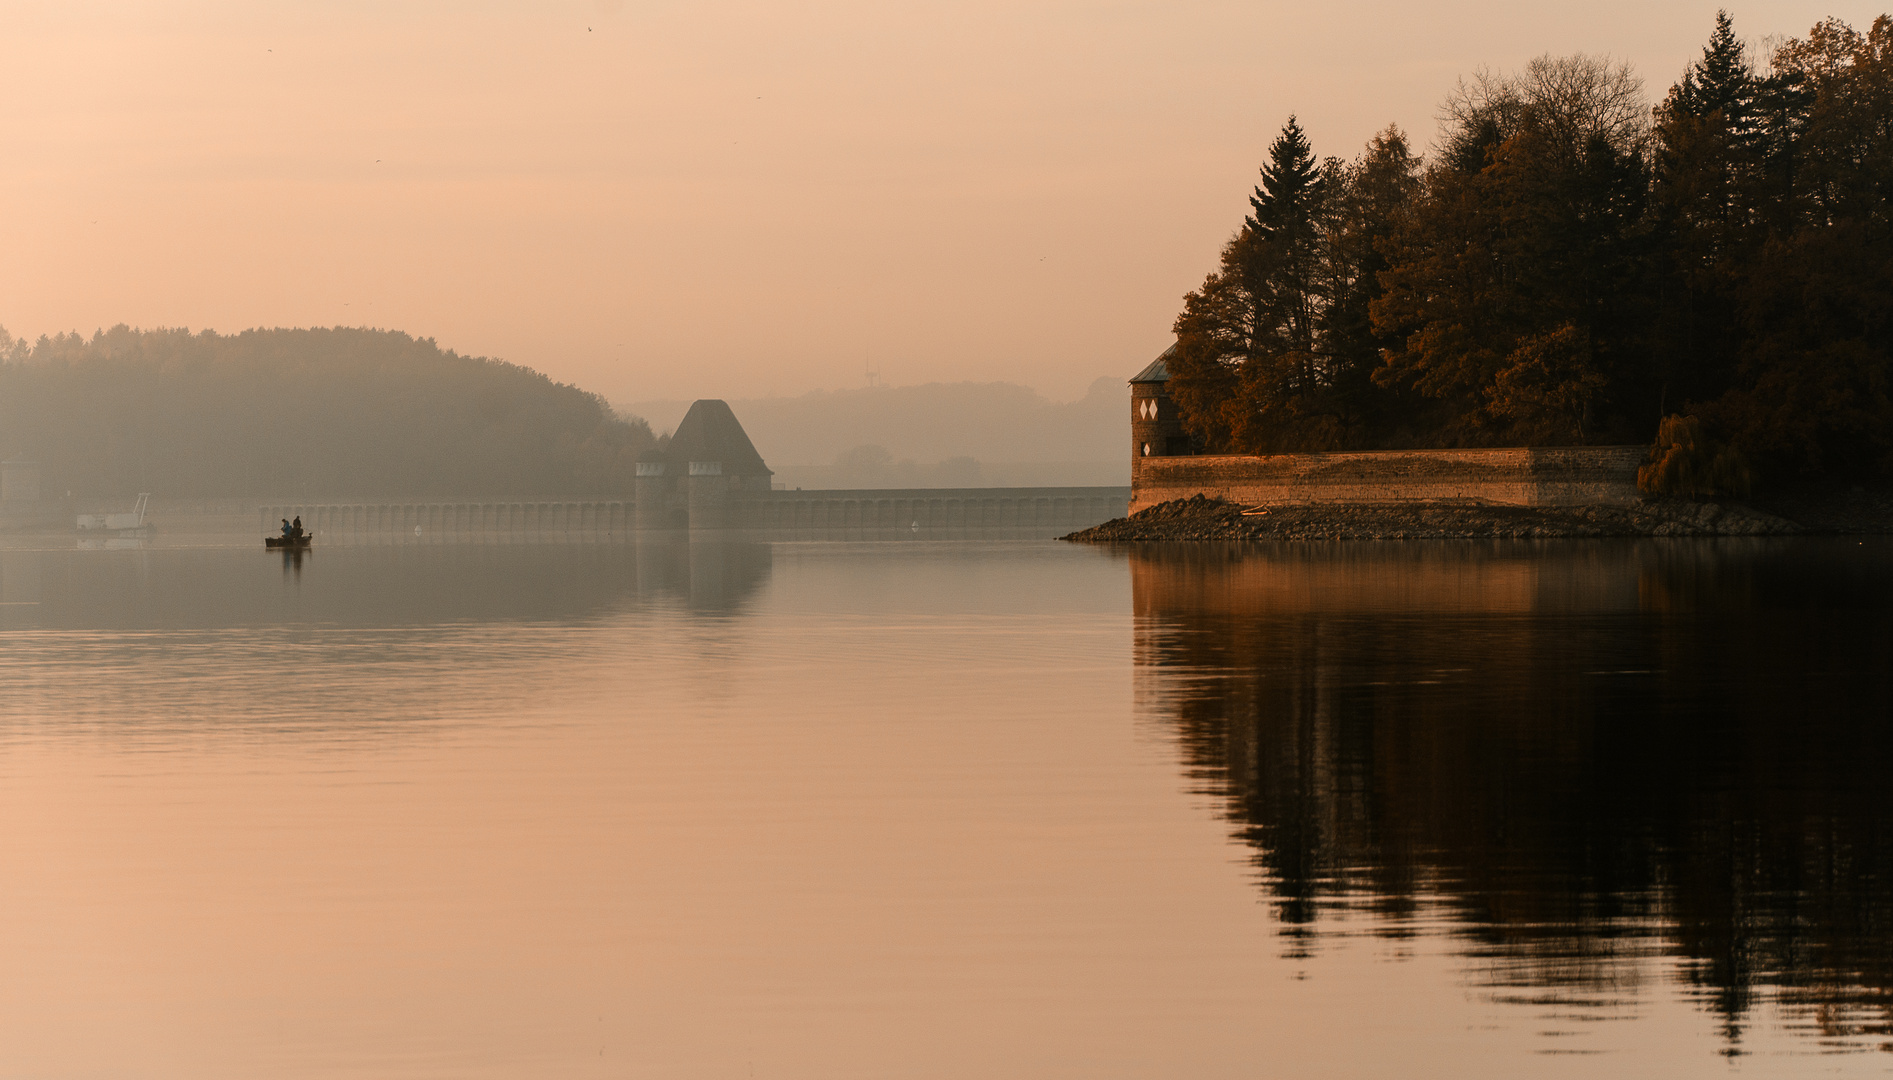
[1166,13,1892,491]
[0,325,658,498]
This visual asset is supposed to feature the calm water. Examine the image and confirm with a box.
[0,534,1889,1077]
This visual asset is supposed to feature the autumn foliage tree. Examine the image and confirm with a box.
[1166,12,1893,485]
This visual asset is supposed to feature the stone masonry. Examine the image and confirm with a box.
[1127,344,1642,513]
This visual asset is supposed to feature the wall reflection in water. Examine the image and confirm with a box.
[1130,538,1893,1052]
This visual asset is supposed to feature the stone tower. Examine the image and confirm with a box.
[638,400,773,532]
[1130,343,1188,479]
[634,449,675,531]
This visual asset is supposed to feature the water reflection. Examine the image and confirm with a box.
[1130,539,1893,1054]
[0,538,772,628]
[0,539,776,751]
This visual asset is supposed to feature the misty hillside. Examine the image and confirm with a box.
[0,326,657,498]
[622,377,1128,488]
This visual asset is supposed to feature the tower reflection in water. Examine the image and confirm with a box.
[1129,539,1893,1052]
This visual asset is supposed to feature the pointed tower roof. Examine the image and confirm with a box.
[665,399,772,476]
[1130,341,1176,383]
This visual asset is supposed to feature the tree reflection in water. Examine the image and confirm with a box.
[1129,539,1893,1053]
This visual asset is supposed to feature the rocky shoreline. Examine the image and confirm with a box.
[1062,487,1893,543]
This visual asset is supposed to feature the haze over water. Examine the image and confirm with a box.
[0,534,1888,1076]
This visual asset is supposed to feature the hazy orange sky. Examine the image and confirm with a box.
[0,1,1876,405]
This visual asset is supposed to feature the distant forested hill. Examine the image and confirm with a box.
[0,325,656,498]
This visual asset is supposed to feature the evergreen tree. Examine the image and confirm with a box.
[1170,117,1341,452]
[1700,16,1893,475]
[1246,116,1327,364]
[1247,116,1324,247]
[1674,11,1755,125]
[1651,12,1761,410]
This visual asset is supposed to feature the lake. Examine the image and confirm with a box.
[0,533,1889,1077]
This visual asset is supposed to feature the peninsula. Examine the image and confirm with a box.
[1071,14,1893,542]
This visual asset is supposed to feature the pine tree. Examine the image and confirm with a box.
[1651,12,1762,409]
[1244,118,1328,382]
[1674,11,1754,126]
[1247,116,1324,245]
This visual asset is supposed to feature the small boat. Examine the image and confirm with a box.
[265,533,314,549]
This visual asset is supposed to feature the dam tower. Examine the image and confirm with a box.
[638,399,774,532]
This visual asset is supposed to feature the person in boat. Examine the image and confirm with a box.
[292,515,303,538]
[280,518,292,538]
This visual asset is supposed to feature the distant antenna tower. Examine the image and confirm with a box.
[865,362,881,388]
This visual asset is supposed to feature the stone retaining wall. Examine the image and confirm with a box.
[1130,447,1643,514]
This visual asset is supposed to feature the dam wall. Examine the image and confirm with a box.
[1130,447,1644,515]
[743,487,1127,532]
[251,400,1128,539]
[259,486,1130,539]
[261,501,631,537]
